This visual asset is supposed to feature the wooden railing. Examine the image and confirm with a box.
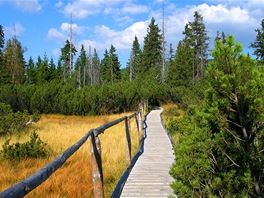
[0,100,148,198]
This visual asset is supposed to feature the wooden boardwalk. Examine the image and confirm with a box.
[120,108,175,198]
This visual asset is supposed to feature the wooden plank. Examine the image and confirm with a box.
[120,108,175,198]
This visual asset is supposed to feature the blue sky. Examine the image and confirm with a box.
[0,0,263,68]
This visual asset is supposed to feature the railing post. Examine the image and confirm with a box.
[135,113,140,146]
[90,132,104,198]
[142,101,145,119]
[125,116,131,165]
[144,100,148,116]
[138,104,143,136]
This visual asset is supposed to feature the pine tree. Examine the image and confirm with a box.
[127,35,142,81]
[36,53,49,84]
[75,44,86,88]
[0,25,4,55]
[100,45,121,84]
[0,25,5,83]
[60,39,77,81]
[167,40,193,87]
[215,31,226,43]
[3,36,26,84]
[92,48,100,85]
[26,56,36,84]
[170,36,264,197]
[109,44,121,83]
[251,19,264,63]
[48,57,56,81]
[183,11,209,82]
[56,60,63,80]
[100,49,110,83]
[168,43,174,66]
[140,17,162,80]
[86,46,93,85]
[127,36,142,81]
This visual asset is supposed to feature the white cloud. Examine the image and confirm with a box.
[54,1,63,8]
[193,4,255,24]
[11,0,41,13]
[94,21,148,50]
[121,3,149,14]
[4,23,25,38]
[46,28,67,44]
[62,0,126,19]
[46,23,88,45]
[52,48,61,57]
[191,3,258,48]
[115,16,134,26]
[60,22,87,36]
[77,40,104,54]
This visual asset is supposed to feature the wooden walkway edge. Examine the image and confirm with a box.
[120,107,175,198]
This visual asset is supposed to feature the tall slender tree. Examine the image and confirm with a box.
[36,53,49,84]
[109,44,121,84]
[92,48,100,85]
[26,56,36,84]
[0,25,5,83]
[167,40,193,87]
[100,49,110,83]
[75,44,86,88]
[183,11,209,82]
[140,17,162,80]
[60,39,77,81]
[100,45,121,84]
[251,18,264,63]
[48,57,56,81]
[86,46,93,85]
[3,36,26,84]
[127,35,142,81]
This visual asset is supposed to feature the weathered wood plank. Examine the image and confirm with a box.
[120,108,175,198]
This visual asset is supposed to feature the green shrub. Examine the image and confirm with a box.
[32,111,41,122]
[1,131,47,160]
[0,103,29,136]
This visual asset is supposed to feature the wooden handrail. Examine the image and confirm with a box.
[0,100,148,198]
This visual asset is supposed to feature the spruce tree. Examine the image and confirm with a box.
[127,35,142,81]
[167,40,193,87]
[92,48,101,85]
[36,54,49,84]
[251,19,264,63]
[100,49,110,83]
[48,57,56,81]
[75,44,86,87]
[183,11,209,82]
[86,46,93,85]
[26,56,36,84]
[140,17,162,80]
[60,39,77,81]
[0,25,4,83]
[101,45,121,84]
[3,36,26,84]
[109,44,121,83]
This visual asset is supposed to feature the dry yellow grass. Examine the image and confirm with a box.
[161,103,184,144]
[0,112,141,197]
